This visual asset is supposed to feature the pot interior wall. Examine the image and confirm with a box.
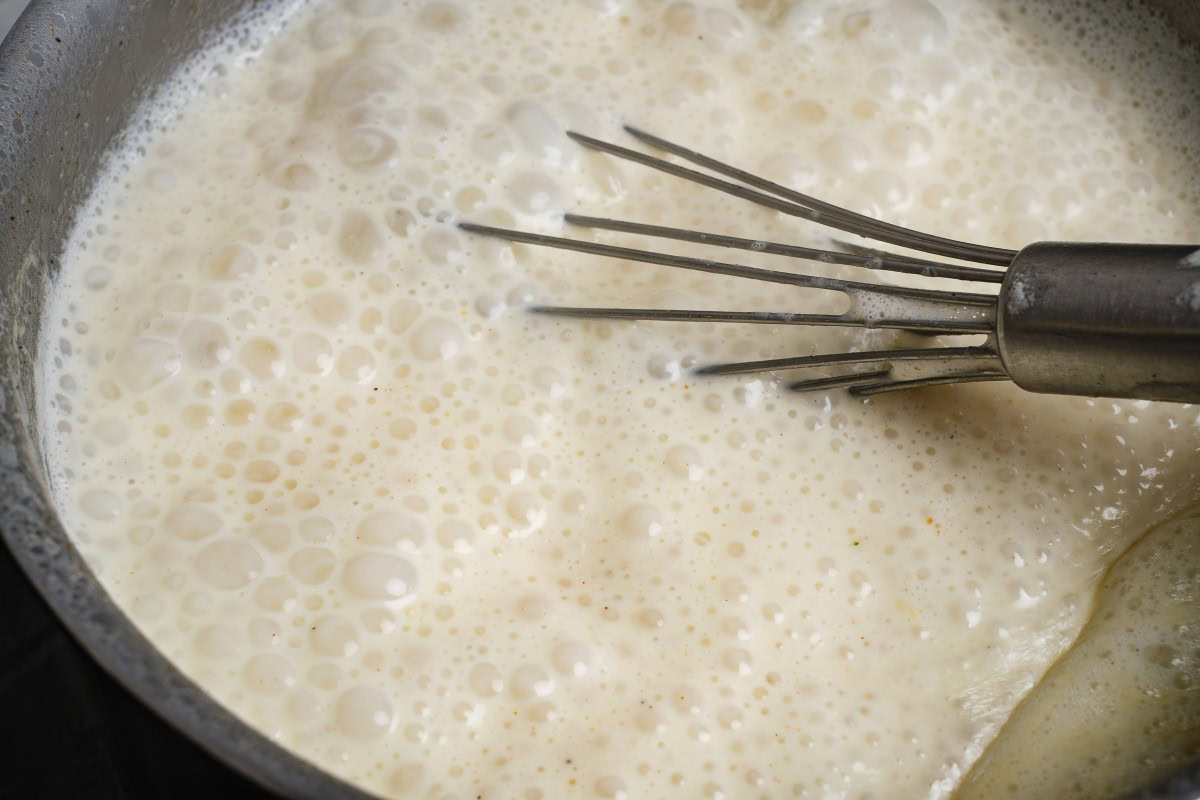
[0,1,1195,799]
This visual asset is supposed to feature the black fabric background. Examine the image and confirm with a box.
[0,541,277,799]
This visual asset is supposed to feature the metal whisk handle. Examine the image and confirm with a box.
[999,243,1200,403]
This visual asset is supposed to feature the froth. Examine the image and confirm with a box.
[38,0,1200,798]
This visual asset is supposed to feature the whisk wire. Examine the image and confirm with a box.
[459,222,996,334]
[572,128,1017,266]
[563,214,1005,284]
[460,127,1016,395]
[694,344,1001,376]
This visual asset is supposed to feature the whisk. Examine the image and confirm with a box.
[461,126,1200,402]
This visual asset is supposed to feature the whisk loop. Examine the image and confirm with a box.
[460,126,1017,395]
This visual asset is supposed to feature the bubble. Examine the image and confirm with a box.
[389,763,425,795]
[84,265,111,291]
[245,460,280,483]
[154,284,191,312]
[308,663,343,692]
[552,640,594,677]
[307,290,352,329]
[595,776,627,798]
[80,488,122,521]
[468,662,504,696]
[337,345,377,383]
[818,134,870,174]
[1005,185,1044,216]
[92,418,129,446]
[673,684,704,715]
[164,505,222,540]
[505,171,564,215]
[389,418,417,440]
[635,707,665,735]
[417,1,467,31]
[1050,186,1082,217]
[249,617,283,650]
[861,169,910,211]
[717,706,743,730]
[265,402,304,432]
[506,101,573,166]
[510,664,555,698]
[885,0,948,52]
[338,210,384,263]
[195,538,264,589]
[622,504,663,538]
[472,123,516,166]
[647,355,682,381]
[346,0,391,17]
[723,578,749,603]
[309,615,360,658]
[182,403,216,429]
[267,160,319,191]
[722,616,752,641]
[252,522,291,553]
[361,608,396,635]
[312,59,404,113]
[882,122,933,165]
[527,454,550,480]
[492,451,525,484]
[421,228,463,265]
[337,127,398,171]
[666,446,703,481]
[531,366,565,397]
[195,624,244,660]
[286,688,324,723]
[435,520,477,553]
[359,307,384,335]
[225,399,256,425]
[506,492,547,536]
[760,153,817,190]
[341,552,418,604]
[255,576,298,612]
[179,320,232,370]
[357,511,426,551]
[387,299,421,335]
[335,686,395,740]
[504,416,538,448]
[240,337,286,379]
[299,517,336,543]
[244,653,297,695]
[384,207,416,237]
[722,647,753,675]
[410,316,464,360]
[114,338,181,392]
[292,331,334,374]
[200,243,257,280]
[289,546,336,585]
[220,369,251,394]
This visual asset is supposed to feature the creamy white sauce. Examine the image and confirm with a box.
[38,0,1200,797]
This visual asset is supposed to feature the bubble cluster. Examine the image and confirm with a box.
[37,0,1200,798]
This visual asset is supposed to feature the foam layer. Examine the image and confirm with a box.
[38,0,1200,797]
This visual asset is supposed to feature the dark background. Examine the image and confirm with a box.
[0,541,278,799]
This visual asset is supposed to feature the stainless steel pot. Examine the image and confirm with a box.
[0,1,1196,798]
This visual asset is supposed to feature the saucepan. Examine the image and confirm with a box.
[0,1,1197,798]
